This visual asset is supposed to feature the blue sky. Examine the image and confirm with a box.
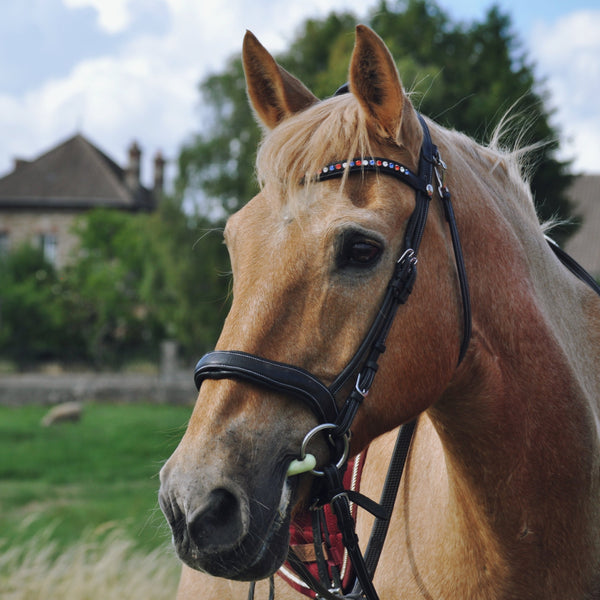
[0,0,598,190]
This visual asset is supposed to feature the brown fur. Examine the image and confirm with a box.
[161,26,600,599]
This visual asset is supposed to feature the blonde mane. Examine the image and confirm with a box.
[256,91,543,234]
[431,120,543,231]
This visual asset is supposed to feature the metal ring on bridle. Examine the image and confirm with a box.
[300,423,351,476]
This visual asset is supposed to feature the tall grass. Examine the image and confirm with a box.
[0,402,191,598]
[0,403,191,552]
[0,525,180,599]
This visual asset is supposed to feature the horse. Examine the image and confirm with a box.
[159,25,600,599]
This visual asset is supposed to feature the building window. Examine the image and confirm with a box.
[0,232,8,256]
[38,233,58,265]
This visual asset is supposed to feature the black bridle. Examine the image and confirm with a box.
[194,114,472,436]
[193,113,472,599]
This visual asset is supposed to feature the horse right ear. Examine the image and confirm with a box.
[349,25,415,145]
[243,31,318,130]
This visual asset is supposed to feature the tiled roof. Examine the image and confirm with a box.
[0,134,154,210]
[564,174,600,278]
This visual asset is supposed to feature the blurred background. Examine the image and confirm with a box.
[0,0,598,597]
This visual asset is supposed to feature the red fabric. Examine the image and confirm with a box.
[278,452,366,598]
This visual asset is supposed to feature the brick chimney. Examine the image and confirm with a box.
[13,158,30,171]
[153,150,165,194]
[125,141,141,190]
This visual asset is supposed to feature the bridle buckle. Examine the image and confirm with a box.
[433,151,449,198]
[354,373,369,399]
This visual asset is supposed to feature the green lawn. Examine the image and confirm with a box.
[0,402,192,554]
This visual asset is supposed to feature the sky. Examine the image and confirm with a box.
[0,0,599,193]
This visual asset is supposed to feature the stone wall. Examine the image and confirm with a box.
[0,342,197,406]
[0,371,196,406]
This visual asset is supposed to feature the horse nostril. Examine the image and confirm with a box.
[188,487,246,550]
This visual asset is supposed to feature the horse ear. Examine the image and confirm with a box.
[242,31,318,130]
[349,25,409,142]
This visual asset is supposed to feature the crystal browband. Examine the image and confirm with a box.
[315,156,431,196]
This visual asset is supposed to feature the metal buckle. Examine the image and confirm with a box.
[433,151,448,198]
[317,587,343,599]
[354,373,369,399]
[397,247,417,268]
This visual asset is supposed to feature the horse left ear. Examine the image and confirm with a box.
[349,25,413,143]
[243,31,319,130]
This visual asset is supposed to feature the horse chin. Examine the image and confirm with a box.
[177,477,296,581]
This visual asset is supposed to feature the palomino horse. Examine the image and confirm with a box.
[160,25,600,599]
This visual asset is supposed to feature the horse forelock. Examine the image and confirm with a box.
[255,94,375,210]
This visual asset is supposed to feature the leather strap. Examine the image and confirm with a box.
[546,236,600,297]
[356,420,416,584]
[194,350,339,424]
[439,186,472,363]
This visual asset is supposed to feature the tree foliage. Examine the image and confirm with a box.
[178,0,575,240]
[0,204,230,368]
[0,244,78,365]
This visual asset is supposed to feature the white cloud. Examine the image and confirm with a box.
[0,0,373,187]
[531,10,600,172]
[62,0,132,34]
[2,0,599,194]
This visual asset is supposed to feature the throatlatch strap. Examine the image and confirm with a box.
[546,236,600,297]
[439,186,472,364]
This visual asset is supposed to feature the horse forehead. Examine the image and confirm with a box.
[230,175,404,235]
[226,189,328,248]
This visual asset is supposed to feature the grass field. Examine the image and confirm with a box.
[0,402,193,598]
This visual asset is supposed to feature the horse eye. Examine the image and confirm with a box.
[343,240,383,267]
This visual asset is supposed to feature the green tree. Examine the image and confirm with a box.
[141,197,231,359]
[66,202,230,367]
[178,56,260,219]
[178,0,575,241]
[0,202,230,369]
[370,1,574,240]
[66,209,165,366]
[0,244,80,366]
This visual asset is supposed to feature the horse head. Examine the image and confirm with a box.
[159,25,466,581]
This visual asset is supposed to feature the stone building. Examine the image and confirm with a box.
[564,174,600,280]
[0,134,165,268]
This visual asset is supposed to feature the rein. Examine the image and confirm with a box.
[194,113,472,600]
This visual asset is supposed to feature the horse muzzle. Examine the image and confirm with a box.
[158,451,296,580]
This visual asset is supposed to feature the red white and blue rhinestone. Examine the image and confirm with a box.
[319,157,411,177]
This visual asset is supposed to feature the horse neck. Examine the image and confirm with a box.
[426,129,600,552]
